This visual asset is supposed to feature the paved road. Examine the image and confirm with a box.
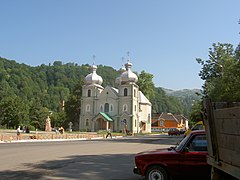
[0,134,182,180]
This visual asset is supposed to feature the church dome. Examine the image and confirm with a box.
[120,61,138,84]
[85,64,103,85]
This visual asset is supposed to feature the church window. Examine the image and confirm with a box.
[134,89,136,97]
[100,105,103,112]
[123,104,128,112]
[86,104,90,112]
[110,104,113,112]
[86,119,89,126]
[135,105,137,112]
[87,89,91,97]
[104,103,109,112]
[124,88,128,96]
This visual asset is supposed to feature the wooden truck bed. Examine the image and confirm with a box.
[204,99,240,179]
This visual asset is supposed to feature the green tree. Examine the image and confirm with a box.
[97,65,119,87]
[196,43,240,101]
[29,101,50,130]
[137,71,155,99]
[65,78,84,130]
[50,111,66,128]
[0,96,29,128]
[189,101,203,123]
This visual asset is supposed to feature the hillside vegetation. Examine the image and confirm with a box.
[0,57,198,130]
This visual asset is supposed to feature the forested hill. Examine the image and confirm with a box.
[0,57,199,130]
[0,57,119,110]
[163,88,202,114]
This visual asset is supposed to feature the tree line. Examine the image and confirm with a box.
[0,57,187,131]
[189,42,240,122]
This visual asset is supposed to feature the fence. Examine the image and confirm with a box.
[0,132,103,142]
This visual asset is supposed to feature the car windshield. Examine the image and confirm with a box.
[175,134,190,151]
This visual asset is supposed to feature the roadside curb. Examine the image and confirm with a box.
[0,136,123,143]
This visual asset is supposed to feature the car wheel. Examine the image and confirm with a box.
[145,166,169,180]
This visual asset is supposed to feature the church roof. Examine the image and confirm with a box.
[139,91,151,105]
[99,112,113,122]
[110,87,119,95]
[98,86,119,99]
[92,112,113,122]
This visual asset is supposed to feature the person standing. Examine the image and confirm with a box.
[17,126,21,140]
[106,128,112,139]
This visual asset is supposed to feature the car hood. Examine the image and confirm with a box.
[136,147,177,156]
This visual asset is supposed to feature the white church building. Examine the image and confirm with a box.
[79,60,152,134]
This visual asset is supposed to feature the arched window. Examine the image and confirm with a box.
[134,89,136,97]
[87,89,91,97]
[104,103,109,112]
[124,88,128,96]
[100,105,103,112]
[110,104,113,112]
[123,104,128,112]
[86,104,90,112]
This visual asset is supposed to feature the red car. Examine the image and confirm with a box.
[133,130,211,180]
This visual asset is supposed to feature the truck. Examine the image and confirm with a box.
[204,99,240,180]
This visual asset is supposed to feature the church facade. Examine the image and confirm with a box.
[79,61,151,134]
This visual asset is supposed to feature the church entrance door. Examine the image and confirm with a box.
[141,122,146,132]
[95,118,107,131]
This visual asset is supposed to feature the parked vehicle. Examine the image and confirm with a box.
[167,128,180,136]
[204,99,240,179]
[133,130,211,180]
[184,120,204,137]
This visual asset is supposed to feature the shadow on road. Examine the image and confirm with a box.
[0,154,142,180]
[104,134,183,145]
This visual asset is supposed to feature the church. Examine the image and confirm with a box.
[79,60,152,134]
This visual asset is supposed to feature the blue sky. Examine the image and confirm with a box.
[0,1,239,90]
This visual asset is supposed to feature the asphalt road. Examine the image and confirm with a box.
[0,134,182,180]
